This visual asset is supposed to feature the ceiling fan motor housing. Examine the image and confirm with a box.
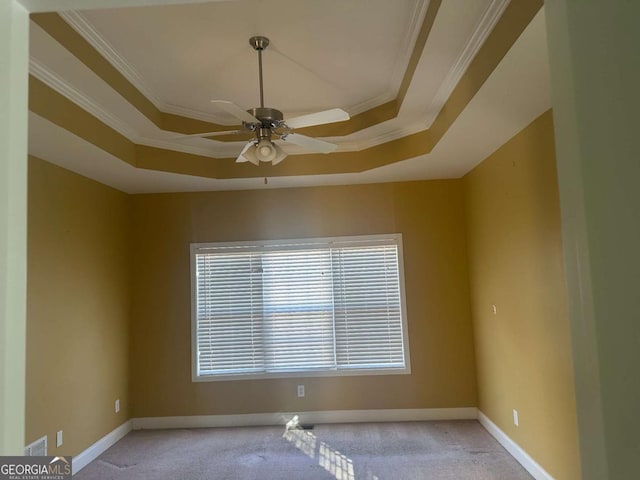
[247,107,284,129]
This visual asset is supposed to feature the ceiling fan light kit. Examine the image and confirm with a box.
[241,139,288,165]
[181,36,350,166]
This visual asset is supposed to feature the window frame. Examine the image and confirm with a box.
[190,234,411,382]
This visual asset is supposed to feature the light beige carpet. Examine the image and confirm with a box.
[76,420,533,479]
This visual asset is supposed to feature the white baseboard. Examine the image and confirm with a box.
[72,420,132,475]
[132,407,478,430]
[478,411,554,480]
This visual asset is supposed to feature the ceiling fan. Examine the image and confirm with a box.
[179,36,350,166]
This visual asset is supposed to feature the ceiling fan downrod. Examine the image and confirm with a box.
[249,36,270,108]
[246,36,285,135]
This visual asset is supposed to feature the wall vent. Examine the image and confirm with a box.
[25,435,47,456]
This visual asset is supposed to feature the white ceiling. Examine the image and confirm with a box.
[27,0,551,193]
[77,0,424,119]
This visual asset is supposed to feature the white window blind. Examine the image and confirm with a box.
[191,234,410,380]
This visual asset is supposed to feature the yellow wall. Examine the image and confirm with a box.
[26,156,130,456]
[130,180,478,417]
[464,110,581,478]
[24,111,582,476]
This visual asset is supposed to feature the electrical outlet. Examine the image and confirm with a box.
[513,409,519,427]
[297,385,305,398]
[115,399,120,413]
[56,430,63,448]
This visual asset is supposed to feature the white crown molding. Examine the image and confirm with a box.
[29,59,241,158]
[30,56,433,158]
[142,119,429,157]
[29,58,139,142]
[60,11,241,125]
[29,55,433,159]
[161,102,236,125]
[58,11,165,110]
[58,2,431,122]
[141,120,432,157]
[23,0,240,13]
[57,9,392,122]
[423,0,511,127]
[347,91,396,117]
[356,120,428,150]
[42,0,510,157]
[60,6,387,123]
[390,0,432,94]
[339,0,432,117]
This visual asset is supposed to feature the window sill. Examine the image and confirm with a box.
[192,365,411,382]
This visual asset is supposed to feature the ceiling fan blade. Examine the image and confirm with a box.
[170,129,243,140]
[236,141,258,165]
[285,108,350,129]
[283,133,338,154]
[211,100,260,124]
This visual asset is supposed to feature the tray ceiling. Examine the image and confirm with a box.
[27,0,550,193]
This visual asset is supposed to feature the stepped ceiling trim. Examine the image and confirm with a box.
[31,0,440,139]
[28,0,544,179]
[420,0,510,127]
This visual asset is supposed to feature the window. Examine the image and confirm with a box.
[190,234,410,381]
